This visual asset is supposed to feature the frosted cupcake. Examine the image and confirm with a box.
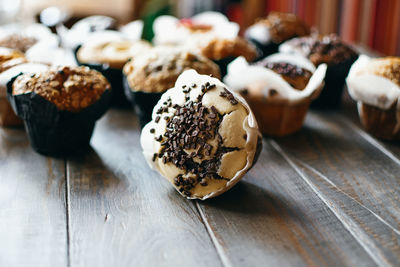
[141,70,262,199]
[153,11,257,76]
[225,53,327,136]
[280,34,358,108]
[346,55,400,140]
[245,12,310,59]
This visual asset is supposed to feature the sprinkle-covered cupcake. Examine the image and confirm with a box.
[245,12,310,59]
[280,34,358,108]
[153,11,257,76]
[7,66,111,156]
[76,32,152,106]
[123,46,220,127]
[224,53,327,136]
[141,69,262,199]
[346,55,400,140]
[0,63,48,127]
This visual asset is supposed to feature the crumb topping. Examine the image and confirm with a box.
[198,37,258,61]
[12,66,110,112]
[0,34,38,52]
[123,47,221,93]
[355,57,400,87]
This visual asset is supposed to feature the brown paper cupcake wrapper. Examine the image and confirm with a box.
[243,95,311,137]
[358,102,400,140]
[7,74,112,156]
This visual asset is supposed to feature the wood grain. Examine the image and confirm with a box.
[0,127,67,266]
[197,141,377,267]
[66,109,222,267]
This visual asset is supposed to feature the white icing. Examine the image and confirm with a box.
[26,46,77,67]
[224,56,326,103]
[245,23,271,45]
[119,20,144,41]
[0,63,49,97]
[152,12,239,46]
[346,55,400,110]
[140,69,260,200]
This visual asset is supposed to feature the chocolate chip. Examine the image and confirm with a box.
[150,128,155,133]
[155,116,160,123]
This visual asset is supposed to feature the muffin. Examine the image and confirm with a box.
[224,53,327,136]
[76,33,152,106]
[245,12,310,59]
[123,46,221,127]
[280,34,359,108]
[153,11,256,76]
[0,63,49,127]
[7,66,111,156]
[188,35,258,77]
[141,69,262,199]
[346,55,400,140]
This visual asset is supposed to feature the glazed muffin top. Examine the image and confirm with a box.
[192,36,258,62]
[246,12,310,45]
[141,69,261,199]
[12,66,110,112]
[256,59,312,90]
[77,39,152,69]
[280,34,358,66]
[0,47,27,73]
[224,53,327,104]
[123,46,221,93]
[346,55,400,110]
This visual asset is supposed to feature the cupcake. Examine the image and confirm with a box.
[280,34,359,108]
[153,11,257,76]
[141,69,262,199]
[245,12,310,59]
[123,46,220,127]
[224,53,327,136]
[76,33,152,106]
[346,55,400,140]
[0,63,48,127]
[7,66,111,156]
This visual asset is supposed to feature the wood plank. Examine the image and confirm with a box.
[273,111,400,239]
[0,127,67,266]
[67,109,222,267]
[196,140,377,267]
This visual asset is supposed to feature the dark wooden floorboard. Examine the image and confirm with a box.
[0,128,67,267]
[66,110,222,267]
[196,140,377,267]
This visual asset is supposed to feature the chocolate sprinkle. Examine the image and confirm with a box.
[153,81,242,196]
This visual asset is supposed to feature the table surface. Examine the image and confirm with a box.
[1,92,400,267]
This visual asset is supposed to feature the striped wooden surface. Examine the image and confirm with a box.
[1,97,399,266]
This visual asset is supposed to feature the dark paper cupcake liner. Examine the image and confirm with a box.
[247,38,279,60]
[213,57,237,78]
[123,75,164,128]
[311,55,359,109]
[7,75,111,156]
[74,46,130,107]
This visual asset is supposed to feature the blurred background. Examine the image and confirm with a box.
[1,0,399,55]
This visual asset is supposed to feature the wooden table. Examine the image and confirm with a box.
[1,95,399,267]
